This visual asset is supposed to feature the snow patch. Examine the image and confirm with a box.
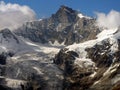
[78,13,92,19]
[111,74,120,84]
[93,80,101,85]
[16,69,20,77]
[49,40,65,47]
[0,76,26,88]
[6,79,26,88]
[21,37,61,55]
[103,63,119,76]
[0,46,7,53]
[56,23,62,31]
[33,67,44,75]
[90,72,97,78]
[109,37,118,53]
[67,40,97,58]
[39,19,42,21]
[74,58,95,69]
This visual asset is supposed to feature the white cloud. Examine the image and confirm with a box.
[0,1,36,30]
[96,10,120,30]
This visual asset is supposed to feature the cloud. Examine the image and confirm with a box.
[0,1,36,30]
[96,10,120,30]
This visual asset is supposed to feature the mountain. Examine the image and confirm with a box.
[0,5,120,90]
[15,5,99,45]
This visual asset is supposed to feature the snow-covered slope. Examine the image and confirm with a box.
[66,28,119,68]
[12,37,62,63]
[67,28,119,59]
[0,29,64,90]
[54,28,120,89]
[0,28,61,57]
[65,28,119,72]
[0,28,33,54]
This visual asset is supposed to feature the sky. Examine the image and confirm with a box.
[2,0,120,18]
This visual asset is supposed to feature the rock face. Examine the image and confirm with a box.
[86,39,120,90]
[15,5,99,45]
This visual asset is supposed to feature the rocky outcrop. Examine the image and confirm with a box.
[54,48,94,90]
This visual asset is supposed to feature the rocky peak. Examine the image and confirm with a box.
[58,5,77,14]
[51,5,78,23]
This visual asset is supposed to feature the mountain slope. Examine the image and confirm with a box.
[0,29,63,90]
[0,28,33,54]
[54,28,120,90]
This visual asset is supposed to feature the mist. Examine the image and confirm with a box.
[96,10,120,30]
[0,1,36,30]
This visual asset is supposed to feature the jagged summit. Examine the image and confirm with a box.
[15,5,99,45]
[58,5,78,14]
[51,5,78,23]
[56,5,91,20]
